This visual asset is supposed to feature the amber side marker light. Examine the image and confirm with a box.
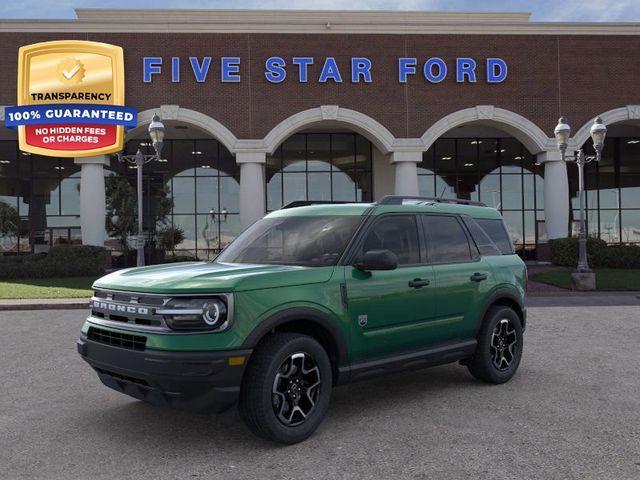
[228,356,246,366]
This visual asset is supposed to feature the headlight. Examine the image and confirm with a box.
[157,297,230,332]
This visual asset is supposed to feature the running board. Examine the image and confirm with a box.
[337,339,477,385]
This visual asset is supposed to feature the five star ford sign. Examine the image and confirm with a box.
[4,40,137,157]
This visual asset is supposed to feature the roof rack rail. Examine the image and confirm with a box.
[280,200,355,209]
[376,195,486,207]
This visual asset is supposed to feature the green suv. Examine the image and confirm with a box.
[78,196,526,444]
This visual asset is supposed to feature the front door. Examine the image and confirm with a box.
[345,214,436,361]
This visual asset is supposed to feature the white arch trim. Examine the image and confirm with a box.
[128,106,239,154]
[420,105,553,154]
[572,105,640,148]
[263,106,396,155]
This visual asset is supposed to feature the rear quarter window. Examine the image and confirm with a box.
[475,218,515,255]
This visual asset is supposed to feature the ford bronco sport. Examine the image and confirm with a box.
[78,195,526,444]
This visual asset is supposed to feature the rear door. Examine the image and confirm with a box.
[345,214,436,361]
[421,214,492,342]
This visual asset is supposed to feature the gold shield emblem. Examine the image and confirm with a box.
[16,40,125,157]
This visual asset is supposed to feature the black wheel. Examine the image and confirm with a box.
[467,306,523,384]
[239,333,332,444]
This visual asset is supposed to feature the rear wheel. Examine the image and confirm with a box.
[468,306,523,384]
[239,333,332,444]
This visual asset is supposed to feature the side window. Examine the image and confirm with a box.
[476,218,515,254]
[360,215,420,265]
[462,216,502,256]
[422,215,473,263]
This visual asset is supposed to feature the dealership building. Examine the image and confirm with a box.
[0,9,639,261]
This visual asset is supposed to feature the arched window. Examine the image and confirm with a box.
[266,133,373,211]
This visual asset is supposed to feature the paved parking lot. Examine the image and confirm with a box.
[1,305,639,480]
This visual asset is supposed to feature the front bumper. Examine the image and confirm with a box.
[77,334,251,413]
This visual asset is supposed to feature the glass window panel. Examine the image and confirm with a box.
[599,210,620,243]
[46,216,80,227]
[455,174,479,201]
[172,140,195,176]
[352,171,372,202]
[479,174,501,208]
[457,139,478,173]
[332,171,356,202]
[195,177,219,214]
[31,155,58,178]
[220,176,240,213]
[423,215,472,263]
[523,174,536,210]
[619,138,640,174]
[307,172,331,201]
[620,174,640,209]
[282,173,307,205]
[434,138,456,176]
[330,134,354,172]
[306,134,331,171]
[501,175,523,210]
[478,138,499,174]
[198,212,220,251]
[500,138,523,173]
[0,141,18,177]
[220,214,241,250]
[172,177,195,214]
[435,174,456,199]
[362,215,420,265]
[194,139,219,175]
[355,135,372,170]
[267,172,283,211]
[172,215,196,250]
[282,135,306,172]
[60,177,80,215]
[621,210,640,243]
[535,174,544,210]
[418,175,436,197]
[524,211,536,245]
[501,211,524,246]
[218,146,238,178]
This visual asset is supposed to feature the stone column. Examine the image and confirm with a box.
[391,151,422,196]
[74,155,109,246]
[538,151,569,239]
[237,151,266,230]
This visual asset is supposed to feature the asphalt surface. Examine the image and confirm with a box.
[1,305,639,480]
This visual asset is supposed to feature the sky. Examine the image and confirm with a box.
[0,0,639,22]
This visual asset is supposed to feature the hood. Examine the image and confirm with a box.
[93,261,335,294]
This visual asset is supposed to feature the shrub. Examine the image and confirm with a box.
[0,245,107,279]
[550,237,640,268]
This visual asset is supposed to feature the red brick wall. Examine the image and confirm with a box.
[0,32,638,140]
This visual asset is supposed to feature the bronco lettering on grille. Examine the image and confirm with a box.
[92,301,149,315]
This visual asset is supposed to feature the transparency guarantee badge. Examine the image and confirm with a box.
[5,40,136,157]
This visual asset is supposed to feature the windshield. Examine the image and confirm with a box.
[216,215,363,267]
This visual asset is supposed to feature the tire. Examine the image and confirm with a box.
[467,305,523,384]
[239,333,333,444]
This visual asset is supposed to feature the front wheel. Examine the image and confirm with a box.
[467,306,523,384]
[239,333,332,444]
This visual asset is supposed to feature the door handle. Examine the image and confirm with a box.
[408,278,430,288]
[470,272,488,282]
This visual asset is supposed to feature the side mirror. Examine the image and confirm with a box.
[354,249,398,271]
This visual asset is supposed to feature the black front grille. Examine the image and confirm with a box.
[87,326,147,351]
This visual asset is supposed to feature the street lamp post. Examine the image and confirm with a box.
[553,116,607,289]
[117,114,166,267]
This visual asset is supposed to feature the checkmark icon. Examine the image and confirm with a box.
[62,64,80,79]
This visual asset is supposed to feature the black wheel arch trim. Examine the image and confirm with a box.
[241,307,349,368]
[477,287,526,333]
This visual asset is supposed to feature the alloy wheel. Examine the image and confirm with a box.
[272,352,321,426]
[490,318,518,371]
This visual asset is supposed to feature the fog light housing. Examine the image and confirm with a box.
[159,297,230,332]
